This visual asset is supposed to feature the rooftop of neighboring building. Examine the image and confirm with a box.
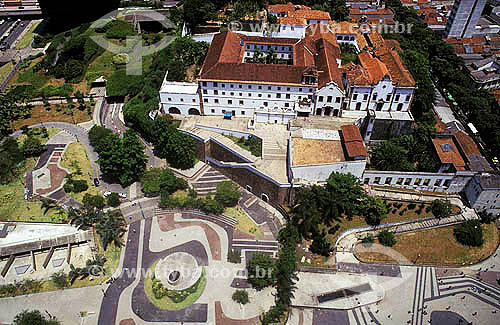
[269,1,331,26]
[160,81,199,94]
[478,173,500,189]
[292,137,346,166]
[341,124,368,158]
[432,137,467,171]
[466,56,500,83]
[444,34,500,56]
[416,7,447,25]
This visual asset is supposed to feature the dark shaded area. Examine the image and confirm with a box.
[337,262,402,278]
[317,283,372,303]
[38,0,120,32]
[230,278,251,288]
[312,309,349,325]
[431,311,468,325]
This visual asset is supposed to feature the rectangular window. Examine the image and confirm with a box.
[423,178,431,186]
[202,81,207,86]
[278,87,281,90]
[213,90,218,95]
[363,94,368,101]
[168,98,172,101]
[299,88,302,92]
[276,93,281,98]
[285,103,289,107]
[373,93,377,100]
[443,179,451,187]
[228,100,232,105]
[404,178,411,185]
[214,99,219,104]
[264,102,268,107]
[405,94,411,102]
[192,98,196,102]
[414,178,421,185]
[180,98,184,102]
[213,82,217,87]
[364,178,370,184]
[268,86,272,90]
[230,84,234,88]
[211,109,215,113]
[239,100,244,105]
[230,92,234,96]
[386,94,391,101]
[204,98,208,103]
[238,84,242,88]
[222,84,225,88]
[203,89,207,94]
[336,97,341,103]
[374,177,381,184]
[327,96,332,103]
[353,94,358,100]
[239,93,242,96]
[241,111,245,115]
[248,85,252,89]
[385,177,392,185]
[287,87,291,91]
[396,178,404,185]
[258,94,262,97]
[434,179,442,186]
[248,93,252,97]
[286,94,290,99]
[395,94,400,101]
[258,86,262,90]
[318,96,324,102]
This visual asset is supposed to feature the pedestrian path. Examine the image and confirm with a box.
[191,165,229,197]
[434,275,500,309]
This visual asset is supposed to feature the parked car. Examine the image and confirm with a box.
[93,178,100,187]
[103,191,112,197]
[118,192,127,198]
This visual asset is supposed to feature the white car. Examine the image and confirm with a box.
[103,191,112,197]
[118,192,127,198]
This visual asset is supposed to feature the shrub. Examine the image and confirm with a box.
[107,192,121,207]
[199,198,224,215]
[82,193,105,210]
[215,181,241,207]
[399,210,404,216]
[430,199,452,219]
[416,209,422,215]
[63,183,73,193]
[408,203,416,210]
[232,290,249,304]
[13,310,60,325]
[378,230,396,247]
[51,271,69,289]
[425,206,431,213]
[71,179,88,193]
[228,249,241,263]
[454,220,483,247]
[361,234,375,247]
[479,210,497,224]
[392,209,397,214]
[247,253,276,290]
[21,136,46,157]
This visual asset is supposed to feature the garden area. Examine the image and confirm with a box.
[223,135,262,157]
[144,259,206,310]
[354,222,499,266]
[225,206,265,238]
[60,142,98,203]
[0,128,67,223]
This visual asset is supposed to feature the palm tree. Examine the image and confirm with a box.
[41,198,58,215]
[95,211,126,250]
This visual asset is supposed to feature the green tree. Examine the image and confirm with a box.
[454,220,483,247]
[21,136,46,158]
[140,168,187,196]
[362,196,388,226]
[82,193,105,210]
[88,125,113,151]
[215,181,241,207]
[430,199,452,219]
[370,140,415,171]
[378,230,396,247]
[50,271,69,289]
[183,0,216,32]
[163,131,197,170]
[0,92,31,138]
[0,136,24,184]
[107,192,121,207]
[13,310,60,325]
[71,179,88,193]
[247,253,276,290]
[95,210,126,250]
[232,290,249,304]
[199,197,224,215]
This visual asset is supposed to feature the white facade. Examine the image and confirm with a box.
[292,161,366,182]
[464,174,500,214]
[279,24,306,38]
[345,77,414,112]
[159,74,201,116]
[199,80,315,120]
[314,82,345,116]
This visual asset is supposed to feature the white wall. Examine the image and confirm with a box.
[160,92,200,115]
[315,83,345,115]
[279,24,306,38]
[347,79,413,112]
[292,161,366,182]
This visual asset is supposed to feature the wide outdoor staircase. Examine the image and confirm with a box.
[191,165,230,197]
[392,208,477,235]
[262,138,287,160]
[155,208,238,229]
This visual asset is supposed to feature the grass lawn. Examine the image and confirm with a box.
[61,142,98,203]
[16,21,41,49]
[11,104,93,130]
[16,62,49,89]
[144,259,207,310]
[355,223,499,266]
[0,61,14,83]
[225,206,265,238]
[0,129,66,223]
[223,135,251,152]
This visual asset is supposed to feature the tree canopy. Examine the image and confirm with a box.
[13,310,60,325]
